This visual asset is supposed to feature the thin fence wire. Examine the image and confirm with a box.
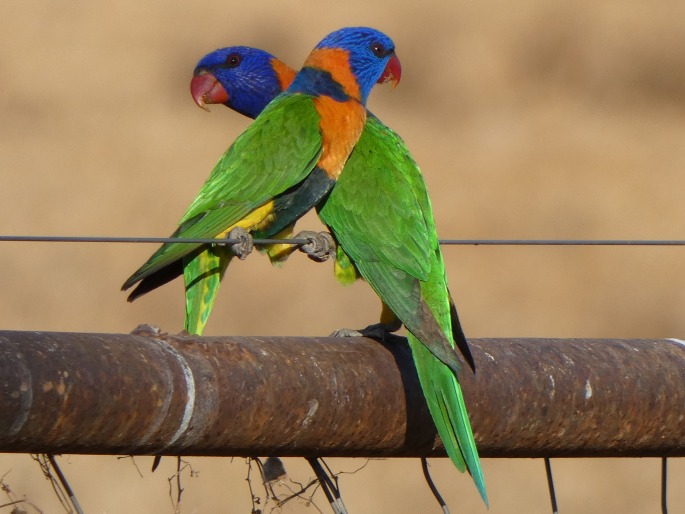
[1,235,685,247]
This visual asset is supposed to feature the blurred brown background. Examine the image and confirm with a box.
[1,1,684,512]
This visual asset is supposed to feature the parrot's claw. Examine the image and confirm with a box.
[130,324,162,337]
[330,328,364,338]
[225,227,254,260]
[295,230,336,262]
[330,322,392,341]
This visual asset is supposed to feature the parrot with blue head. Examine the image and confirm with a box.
[188,44,487,505]
[122,28,401,339]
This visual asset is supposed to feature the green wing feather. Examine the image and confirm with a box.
[318,113,487,504]
[122,94,323,293]
[319,114,459,369]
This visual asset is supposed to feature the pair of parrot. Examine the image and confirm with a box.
[122,27,487,505]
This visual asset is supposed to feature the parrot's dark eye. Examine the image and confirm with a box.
[370,43,387,57]
[225,53,242,68]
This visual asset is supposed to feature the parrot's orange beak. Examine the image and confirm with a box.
[378,53,401,88]
[190,69,229,110]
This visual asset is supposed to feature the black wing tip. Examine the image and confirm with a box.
[121,273,142,297]
[124,261,185,303]
[449,299,476,373]
[124,279,153,303]
[122,280,143,302]
[455,329,476,373]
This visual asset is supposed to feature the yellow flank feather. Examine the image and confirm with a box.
[215,200,275,238]
[264,225,296,265]
[333,245,359,285]
[380,301,398,326]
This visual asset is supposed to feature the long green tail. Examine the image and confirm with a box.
[183,247,232,335]
[182,237,303,335]
[407,333,487,505]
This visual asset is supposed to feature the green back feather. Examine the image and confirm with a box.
[319,113,487,503]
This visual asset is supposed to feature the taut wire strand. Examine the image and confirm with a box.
[1,235,685,247]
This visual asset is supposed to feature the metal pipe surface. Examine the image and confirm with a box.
[0,328,683,458]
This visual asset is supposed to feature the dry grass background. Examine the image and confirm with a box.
[1,1,684,512]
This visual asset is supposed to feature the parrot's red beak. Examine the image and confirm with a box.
[190,70,229,111]
[378,53,401,88]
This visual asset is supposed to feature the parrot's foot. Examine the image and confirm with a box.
[330,327,365,338]
[330,322,394,341]
[295,230,336,262]
[130,324,162,337]
[225,227,254,260]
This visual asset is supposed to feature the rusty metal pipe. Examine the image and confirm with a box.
[0,329,683,458]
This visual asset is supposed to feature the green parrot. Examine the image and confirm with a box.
[122,28,402,340]
[191,47,487,504]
